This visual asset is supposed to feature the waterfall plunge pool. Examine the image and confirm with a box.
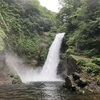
[0,82,100,100]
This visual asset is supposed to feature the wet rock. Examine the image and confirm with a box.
[85,80,100,93]
[65,76,72,88]
[71,85,76,91]
[72,73,88,89]
[62,76,72,88]
[57,57,81,78]
[12,78,21,84]
[0,52,14,85]
[66,57,81,74]
[76,78,88,88]
[58,54,100,93]
[12,79,18,84]
[97,81,100,86]
[72,72,80,80]
[85,85,100,93]
[31,59,38,66]
[72,72,87,88]
[57,59,68,79]
[63,76,77,91]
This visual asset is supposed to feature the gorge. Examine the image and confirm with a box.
[0,0,100,99]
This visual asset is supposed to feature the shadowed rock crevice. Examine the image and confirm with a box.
[57,57,81,79]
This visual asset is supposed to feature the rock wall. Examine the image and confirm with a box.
[0,28,21,85]
[58,51,100,93]
[57,56,81,79]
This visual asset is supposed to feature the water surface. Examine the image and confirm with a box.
[0,82,100,100]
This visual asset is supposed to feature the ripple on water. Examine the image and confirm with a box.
[0,82,100,100]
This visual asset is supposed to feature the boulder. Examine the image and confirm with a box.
[57,59,68,78]
[64,76,72,88]
[12,79,20,84]
[97,81,100,86]
[57,56,81,78]
[85,85,100,93]
[72,72,88,88]
[72,72,80,80]
[63,76,76,91]
[77,79,88,88]
[31,59,38,66]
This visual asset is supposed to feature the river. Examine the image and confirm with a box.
[0,82,100,100]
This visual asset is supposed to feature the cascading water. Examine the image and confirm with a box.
[5,33,65,83]
[40,33,65,81]
[21,33,65,82]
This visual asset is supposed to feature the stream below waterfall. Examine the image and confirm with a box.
[0,82,100,100]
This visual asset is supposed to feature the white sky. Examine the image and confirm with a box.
[39,0,59,12]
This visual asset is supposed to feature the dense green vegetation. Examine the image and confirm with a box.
[57,0,100,75]
[0,0,100,75]
[0,0,57,65]
[58,0,100,57]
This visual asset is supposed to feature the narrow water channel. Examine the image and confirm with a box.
[0,82,100,100]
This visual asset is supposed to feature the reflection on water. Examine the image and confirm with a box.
[0,82,100,100]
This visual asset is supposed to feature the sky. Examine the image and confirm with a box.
[39,0,59,12]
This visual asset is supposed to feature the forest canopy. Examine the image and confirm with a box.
[0,0,57,64]
[57,0,100,57]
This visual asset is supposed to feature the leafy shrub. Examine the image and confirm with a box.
[83,49,97,57]
[84,62,100,75]
[92,67,100,75]
[76,59,86,66]
[50,26,57,33]
[66,48,74,55]
[39,46,48,63]
[92,57,100,66]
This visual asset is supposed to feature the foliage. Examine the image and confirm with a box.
[50,26,57,33]
[92,57,100,66]
[0,13,9,32]
[57,0,100,57]
[76,58,100,75]
[83,49,98,57]
[84,62,100,75]
[0,0,57,64]
[66,47,74,55]
[76,59,86,67]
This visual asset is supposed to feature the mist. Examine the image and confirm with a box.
[5,52,42,83]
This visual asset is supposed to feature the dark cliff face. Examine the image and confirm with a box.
[0,29,21,85]
[60,39,68,53]
[0,50,21,85]
[0,29,11,85]
[0,51,12,85]
[57,57,81,79]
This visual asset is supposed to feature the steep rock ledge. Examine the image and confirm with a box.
[0,28,21,85]
[57,54,100,93]
[57,55,81,78]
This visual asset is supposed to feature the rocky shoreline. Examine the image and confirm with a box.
[57,55,100,93]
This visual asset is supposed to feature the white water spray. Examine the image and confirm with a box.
[5,33,65,83]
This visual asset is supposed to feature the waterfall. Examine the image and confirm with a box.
[40,33,65,81]
[21,33,65,82]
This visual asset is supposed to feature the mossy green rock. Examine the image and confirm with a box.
[0,28,6,51]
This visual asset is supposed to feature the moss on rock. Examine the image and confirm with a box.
[0,27,6,51]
